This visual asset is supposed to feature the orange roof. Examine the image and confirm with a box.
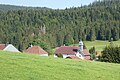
[0,44,6,50]
[24,46,48,54]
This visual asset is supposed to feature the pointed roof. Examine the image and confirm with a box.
[0,44,6,50]
[24,46,48,54]
[0,44,20,52]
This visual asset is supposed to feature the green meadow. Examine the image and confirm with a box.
[72,40,120,52]
[84,40,120,52]
[0,51,120,80]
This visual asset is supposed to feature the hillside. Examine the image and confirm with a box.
[0,4,26,12]
[0,51,120,80]
[0,4,51,12]
[0,0,120,50]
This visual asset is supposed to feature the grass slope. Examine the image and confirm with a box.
[0,51,120,80]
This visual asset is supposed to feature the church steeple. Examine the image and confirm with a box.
[79,40,83,51]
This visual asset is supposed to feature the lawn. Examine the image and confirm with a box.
[0,51,120,80]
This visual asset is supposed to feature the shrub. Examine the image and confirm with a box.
[57,53,63,58]
[100,45,120,63]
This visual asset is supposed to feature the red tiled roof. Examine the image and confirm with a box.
[0,44,6,50]
[66,56,80,60]
[23,46,48,54]
[84,55,91,60]
[55,46,78,55]
[83,49,90,55]
[55,46,90,55]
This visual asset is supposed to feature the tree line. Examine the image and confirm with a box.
[0,0,120,51]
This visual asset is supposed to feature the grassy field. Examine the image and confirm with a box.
[72,40,120,52]
[0,51,120,80]
[84,40,120,52]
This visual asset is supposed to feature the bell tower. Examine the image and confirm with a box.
[79,40,83,51]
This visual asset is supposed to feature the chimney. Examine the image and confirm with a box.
[30,44,33,47]
[5,42,9,46]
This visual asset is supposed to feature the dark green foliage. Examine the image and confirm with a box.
[32,39,53,55]
[83,43,87,49]
[100,44,120,63]
[89,47,96,60]
[63,34,74,46]
[0,0,120,51]
[112,28,119,41]
[57,53,63,58]
[87,28,96,41]
[89,47,96,54]
[91,53,96,60]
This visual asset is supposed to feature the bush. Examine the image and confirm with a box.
[91,53,96,60]
[57,53,63,58]
[100,45,120,63]
[89,46,95,54]
[31,39,53,55]
[89,47,96,60]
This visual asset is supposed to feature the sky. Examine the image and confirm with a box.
[0,0,96,9]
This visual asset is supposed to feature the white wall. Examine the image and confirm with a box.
[54,54,58,58]
[54,53,76,58]
[3,44,20,52]
[62,54,76,58]
[76,52,84,60]
[40,54,48,56]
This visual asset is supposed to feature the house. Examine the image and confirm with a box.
[54,40,91,60]
[23,46,48,56]
[54,46,78,58]
[0,44,20,52]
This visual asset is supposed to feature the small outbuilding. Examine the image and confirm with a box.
[0,44,20,52]
[23,46,48,56]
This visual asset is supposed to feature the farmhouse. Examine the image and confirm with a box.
[54,41,91,60]
[0,44,20,52]
[23,46,48,56]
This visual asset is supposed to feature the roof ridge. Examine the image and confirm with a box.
[35,46,48,54]
[36,46,40,54]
